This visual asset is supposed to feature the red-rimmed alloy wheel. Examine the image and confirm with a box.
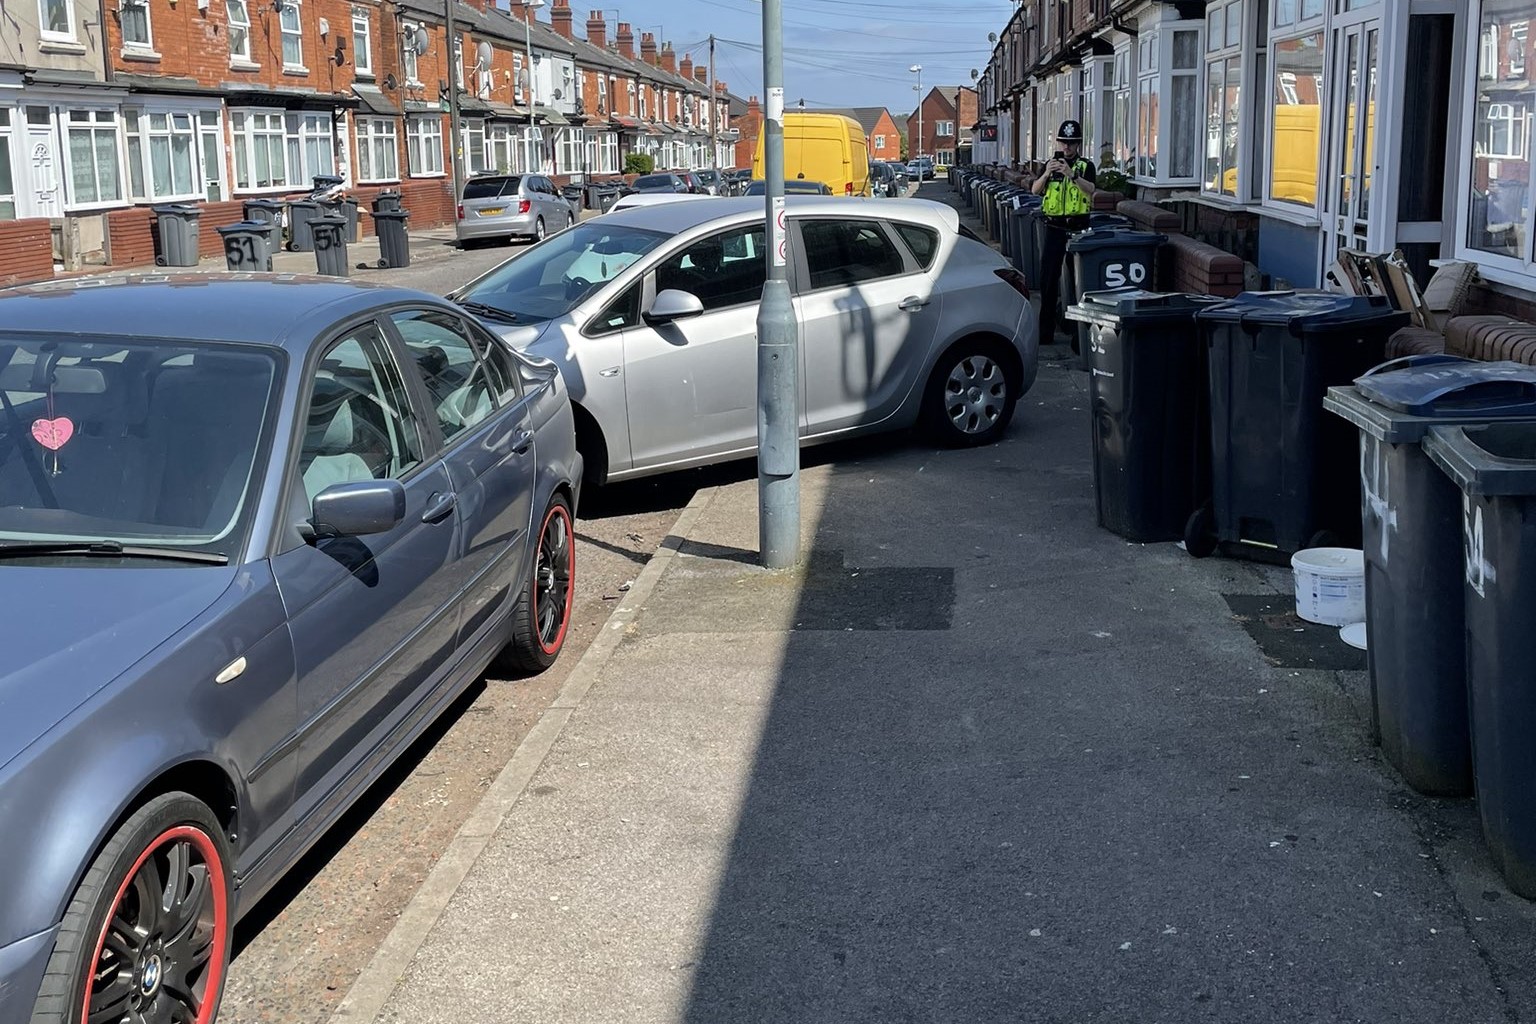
[496,495,575,675]
[32,794,232,1024]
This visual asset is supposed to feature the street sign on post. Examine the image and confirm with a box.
[756,0,799,569]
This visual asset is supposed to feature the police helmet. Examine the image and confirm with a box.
[1055,120,1083,143]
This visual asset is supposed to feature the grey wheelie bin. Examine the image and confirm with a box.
[310,215,348,276]
[1326,355,1536,796]
[287,199,322,252]
[1066,289,1224,543]
[242,198,283,252]
[372,190,403,215]
[1186,292,1409,563]
[217,221,273,272]
[1424,420,1536,898]
[373,209,410,268]
[152,204,202,267]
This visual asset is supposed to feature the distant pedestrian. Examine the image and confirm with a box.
[1031,119,1098,344]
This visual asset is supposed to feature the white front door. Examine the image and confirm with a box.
[25,107,61,218]
[1322,16,1381,265]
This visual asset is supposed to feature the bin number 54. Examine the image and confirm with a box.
[1103,262,1147,288]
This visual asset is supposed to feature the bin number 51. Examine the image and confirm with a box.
[1103,262,1147,288]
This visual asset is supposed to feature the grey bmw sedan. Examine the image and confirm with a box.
[0,275,580,1024]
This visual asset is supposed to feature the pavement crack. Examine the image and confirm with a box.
[1412,816,1522,1023]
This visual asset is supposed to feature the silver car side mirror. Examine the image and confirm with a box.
[644,289,706,325]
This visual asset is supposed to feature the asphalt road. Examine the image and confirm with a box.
[218,235,696,1024]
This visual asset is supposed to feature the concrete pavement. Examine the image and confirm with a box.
[327,353,1536,1022]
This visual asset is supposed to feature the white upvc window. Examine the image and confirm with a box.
[1514,23,1530,78]
[488,122,513,173]
[460,120,488,174]
[1266,20,1325,210]
[455,39,465,90]
[124,109,201,201]
[230,108,332,191]
[280,0,304,68]
[1134,10,1203,185]
[120,0,153,51]
[1460,0,1536,279]
[597,75,608,112]
[64,108,124,209]
[936,120,954,136]
[199,110,225,200]
[873,134,886,149]
[226,0,252,61]
[1203,0,1246,199]
[1080,55,1114,169]
[555,127,582,174]
[512,53,525,104]
[40,0,73,40]
[1111,42,1134,170]
[402,21,420,84]
[356,116,398,182]
[292,112,334,179]
[599,131,619,173]
[407,114,444,175]
[352,7,373,76]
[0,109,16,219]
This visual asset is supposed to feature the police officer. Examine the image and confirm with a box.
[1030,119,1097,344]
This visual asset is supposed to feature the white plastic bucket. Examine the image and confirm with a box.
[1291,547,1366,627]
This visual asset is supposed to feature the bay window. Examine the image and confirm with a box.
[1464,0,1536,266]
[461,120,489,174]
[65,108,122,207]
[1080,57,1114,169]
[1134,10,1202,185]
[1204,0,1245,197]
[407,114,444,175]
[1268,29,1325,207]
[0,110,15,219]
[555,127,582,175]
[357,116,399,183]
[488,123,514,173]
[230,109,333,191]
[124,109,199,201]
[1111,44,1134,171]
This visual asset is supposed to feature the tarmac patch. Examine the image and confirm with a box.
[1223,593,1366,671]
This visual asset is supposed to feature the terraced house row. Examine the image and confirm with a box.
[971,0,1536,314]
[0,0,738,270]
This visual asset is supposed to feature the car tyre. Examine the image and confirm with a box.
[922,341,1019,448]
[31,793,233,1024]
[496,494,575,675]
[532,217,546,243]
[566,212,575,231]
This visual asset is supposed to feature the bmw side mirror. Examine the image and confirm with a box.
[310,479,406,538]
[644,289,706,325]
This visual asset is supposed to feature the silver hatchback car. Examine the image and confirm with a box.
[456,173,576,245]
[451,197,1038,485]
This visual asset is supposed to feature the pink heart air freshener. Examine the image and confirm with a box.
[31,416,75,452]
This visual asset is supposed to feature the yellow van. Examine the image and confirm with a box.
[754,112,870,197]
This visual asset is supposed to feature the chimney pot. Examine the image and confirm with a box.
[585,11,606,48]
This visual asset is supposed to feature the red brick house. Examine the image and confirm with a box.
[907,85,976,166]
[827,108,900,161]
[733,95,761,170]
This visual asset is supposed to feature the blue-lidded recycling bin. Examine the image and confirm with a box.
[1326,355,1536,796]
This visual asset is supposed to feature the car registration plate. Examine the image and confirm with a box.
[480,207,504,216]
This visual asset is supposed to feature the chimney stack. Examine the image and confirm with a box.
[659,43,676,74]
[616,22,635,59]
[679,53,693,80]
[747,95,760,115]
[585,10,606,48]
[640,31,658,65]
[694,66,708,84]
[550,0,572,38]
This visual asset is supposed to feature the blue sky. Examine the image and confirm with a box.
[598,0,1017,114]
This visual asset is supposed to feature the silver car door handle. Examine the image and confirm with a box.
[421,491,457,524]
[899,296,930,311]
[512,429,535,454]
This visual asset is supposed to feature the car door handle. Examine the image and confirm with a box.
[421,491,457,524]
[899,296,930,311]
[512,429,535,455]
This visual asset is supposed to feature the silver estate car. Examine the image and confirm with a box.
[451,197,1038,486]
[456,173,576,245]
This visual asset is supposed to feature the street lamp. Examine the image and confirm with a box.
[522,0,546,173]
[909,64,923,166]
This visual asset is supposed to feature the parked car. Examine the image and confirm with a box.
[909,157,936,180]
[692,170,725,195]
[724,169,753,195]
[630,173,690,195]
[890,163,911,191]
[449,197,1038,487]
[457,173,576,245]
[0,276,581,1024]
[606,193,715,214]
[868,161,898,197]
[742,180,835,196]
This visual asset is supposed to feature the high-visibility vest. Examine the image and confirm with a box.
[1042,159,1091,217]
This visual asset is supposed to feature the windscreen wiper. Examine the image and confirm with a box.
[0,541,230,565]
[457,300,520,324]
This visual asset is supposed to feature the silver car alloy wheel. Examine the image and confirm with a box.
[944,355,1007,434]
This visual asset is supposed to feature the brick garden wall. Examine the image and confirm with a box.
[0,219,56,287]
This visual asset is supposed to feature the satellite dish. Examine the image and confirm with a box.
[477,40,493,71]
[332,44,347,66]
[988,31,997,43]
[970,68,978,80]
[552,87,563,100]
[384,72,398,90]
[413,26,429,56]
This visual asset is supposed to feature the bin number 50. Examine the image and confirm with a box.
[1103,262,1147,288]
